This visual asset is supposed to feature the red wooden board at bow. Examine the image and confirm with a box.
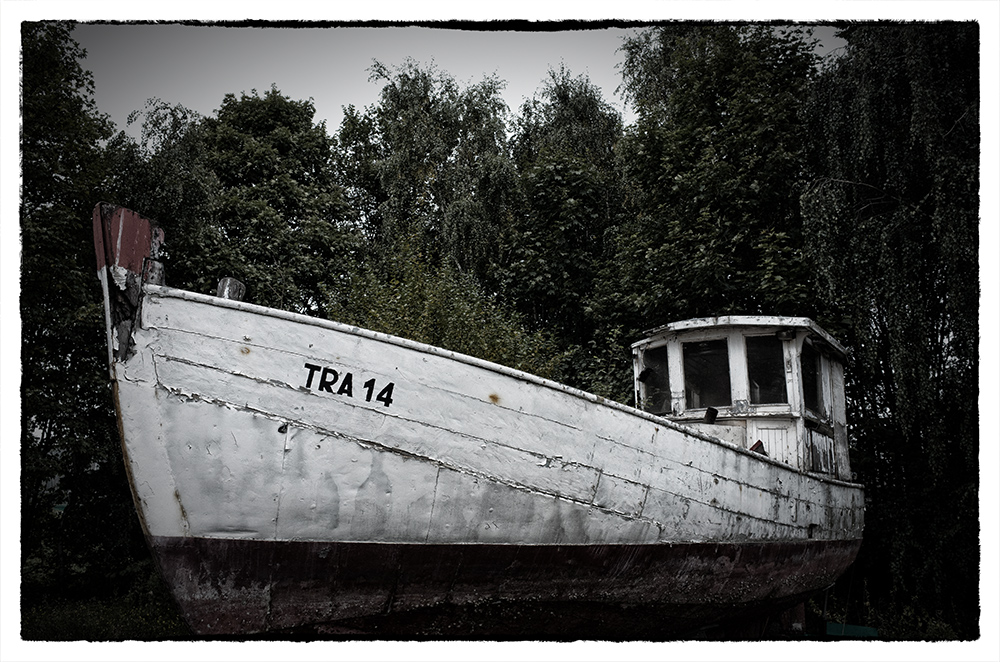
[92,203,160,274]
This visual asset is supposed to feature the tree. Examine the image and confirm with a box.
[323,239,568,381]
[189,87,361,313]
[327,61,571,381]
[493,68,629,399]
[511,65,623,176]
[101,98,220,292]
[503,68,624,340]
[104,97,215,227]
[334,59,517,284]
[606,25,820,333]
[502,153,607,338]
[801,23,979,638]
[20,21,141,596]
[106,88,363,314]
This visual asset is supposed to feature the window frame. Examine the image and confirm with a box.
[744,334,789,406]
[681,336,733,410]
[636,342,672,415]
[800,337,833,427]
[635,326,829,421]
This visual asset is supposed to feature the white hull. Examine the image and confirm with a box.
[117,285,862,550]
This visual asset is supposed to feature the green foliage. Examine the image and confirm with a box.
[512,66,623,175]
[502,153,605,336]
[324,239,568,381]
[561,325,636,404]
[191,87,362,312]
[801,23,979,638]
[106,88,364,314]
[19,21,142,598]
[500,68,627,395]
[335,60,517,284]
[609,25,819,330]
[21,560,191,640]
[103,98,214,213]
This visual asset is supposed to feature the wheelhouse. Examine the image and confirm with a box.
[632,316,852,480]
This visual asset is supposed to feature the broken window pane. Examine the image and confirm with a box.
[746,335,788,404]
[801,341,824,414]
[639,345,670,414]
[683,339,731,408]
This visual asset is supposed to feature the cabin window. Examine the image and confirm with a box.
[639,346,670,413]
[746,335,788,404]
[801,341,825,415]
[683,339,731,408]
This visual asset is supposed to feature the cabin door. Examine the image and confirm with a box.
[748,420,799,468]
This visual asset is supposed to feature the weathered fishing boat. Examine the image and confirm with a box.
[93,203,863,638]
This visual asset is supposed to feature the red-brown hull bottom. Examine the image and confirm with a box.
[150,535,860,638]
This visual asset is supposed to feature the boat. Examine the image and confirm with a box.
[92,202,864,638]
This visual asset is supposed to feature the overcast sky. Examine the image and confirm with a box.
[72,22,846,141]
[73,23,642,137]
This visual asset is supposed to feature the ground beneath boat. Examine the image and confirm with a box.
[247,599,815,641]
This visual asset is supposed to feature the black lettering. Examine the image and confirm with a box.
[303,363,321,389]
[376,382,395,407]
[337,372,354,397]
[304,364,396,407]
[318,367,339,393]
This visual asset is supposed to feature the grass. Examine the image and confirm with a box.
[22,595,191,641]
[21,579,192,641]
